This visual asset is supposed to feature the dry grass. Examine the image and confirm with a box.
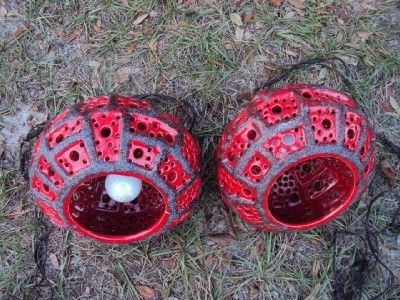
[1,0,400,299]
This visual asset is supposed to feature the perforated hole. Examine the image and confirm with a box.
[347,129,355,139]
[251,165,261,175]
[56,134,64,143]
[133,148,143,159]
[322,119,331,129]
[138,122,147,130]
[272,105,282,114]
[100,127,111,137]
[69,150,80,161]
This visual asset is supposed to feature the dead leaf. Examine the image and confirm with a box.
[312,260,321,277]
[52,28,64,38]
[381,160,397,188]
[379,101,394,112]
[126,44,136,54]
[149,39,158,51]
[243,11,253,23]
[0,6,7,17]
[49,253,60,269]
[67,29,82,42]
[14,24,27,38]
[357,31,371,43]
[133,13,149,26]
[234,27,244,41]
[121,0,128,5]
[93,19,102,33]
[162,257,177,270]
[136,285,155,299]
[207,233,236,247]
[83,286,91,296]
[188,276,196,291]
[285,49,297,57]
[288,0,305,10]
[112,67,131,84]
[361,4,378,12]
[143,26,154,36]
[230,13,243,26]
[6,9,18,17]
[178,19,188,27]
[269,0,283,7]
[389,97,400,115]
[204,255,214,269]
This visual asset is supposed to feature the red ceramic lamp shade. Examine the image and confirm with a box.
[29,96,201,244]
[216,84,375,231]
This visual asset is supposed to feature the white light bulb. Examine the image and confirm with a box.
[105,174,142,203]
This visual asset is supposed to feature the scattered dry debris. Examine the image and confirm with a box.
[133,14,149,26]
[380,160,397,188]
[229,13,243,27]
[136,285,156,299]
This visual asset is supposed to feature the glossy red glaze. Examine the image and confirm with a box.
[30,95,201,244]
[217,84,375,231]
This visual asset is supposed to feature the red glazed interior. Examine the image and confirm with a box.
[266,155,358,228]
[64,172,169,243]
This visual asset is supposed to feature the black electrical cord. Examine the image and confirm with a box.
[31,212,55,300]
[20,122,47,181]
[332,191,400,300]
[253,56,353,94]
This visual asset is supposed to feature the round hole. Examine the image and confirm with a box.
[347,129,355,139]
[302,163,312,173]
[251,165,262,175]
[360,146,365,156]
[271,105,282,114]
[289,193,299,204]
[302,92,312,98]
[55,134,64,143]
[138,122,147,131]
[322,119,331,129]
[314,181,323,191]
[133,148,143,159]
[100,127,112,138]
[69,151,80,161]
[247,130,257,140]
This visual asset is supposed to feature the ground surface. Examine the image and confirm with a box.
[0,0,400,299]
